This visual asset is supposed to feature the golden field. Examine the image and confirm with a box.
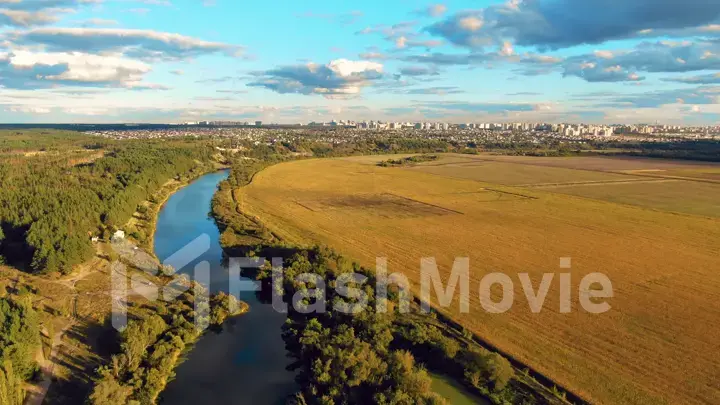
[235,154,720,405]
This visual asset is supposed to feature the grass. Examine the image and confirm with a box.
[234,154,720,405]
[430,372,490,405]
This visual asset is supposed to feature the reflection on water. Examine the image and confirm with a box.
[154,171,296,405]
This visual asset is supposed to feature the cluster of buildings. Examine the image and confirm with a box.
[553,124,615,137]
[295,120,719,138]
[85,121,720,145]
[184,121,263,126]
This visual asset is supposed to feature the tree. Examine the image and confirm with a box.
[158,264,175,277]
[484,353,514,391]
[120,315,167,372]
[0,298,40,379]
[0,227,5,264]
[0,361,24,405]
[88,375,132,405]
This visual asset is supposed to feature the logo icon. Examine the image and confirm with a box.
[111,235,211,331]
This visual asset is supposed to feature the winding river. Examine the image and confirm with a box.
[153,170,296,405]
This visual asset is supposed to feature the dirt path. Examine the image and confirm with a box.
[24,322,75,405]
[23,256,104,405]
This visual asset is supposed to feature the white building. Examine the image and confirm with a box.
[111,230,125,242]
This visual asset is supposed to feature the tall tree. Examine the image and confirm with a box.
[0,298,40,379]
[0,360,25,405]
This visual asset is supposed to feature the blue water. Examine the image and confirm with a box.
[155,170,297,405]
[154,170,229,292]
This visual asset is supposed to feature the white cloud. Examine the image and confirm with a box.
[12,50,149,82]
[0,9,58,26]
[248,58,383,98]
[9,27,244,60]
[426,0,720,50]
[0,50,162,89]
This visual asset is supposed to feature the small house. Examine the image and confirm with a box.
[111,230,126,242]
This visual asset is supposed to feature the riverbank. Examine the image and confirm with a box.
[124,162,229,255]
[156,168,297,405]
[82,169,264,405]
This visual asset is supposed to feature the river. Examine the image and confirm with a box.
[153,170,297,405]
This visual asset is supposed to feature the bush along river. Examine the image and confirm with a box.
[154,170,297,405]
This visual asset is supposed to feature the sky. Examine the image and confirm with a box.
[1,0,720,124]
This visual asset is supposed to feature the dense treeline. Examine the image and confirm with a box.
[377,154,439,167]
[0,296,41,380]
[286,138,455,158]
[246,245,569,405]
[618,140,720,162]
[493,139,720,162]
[268,248,447,405]
[0,133,216,274]
[0,296,42,404]
[0,129,104,153]
[211,155,290,252]
[89,311,192,405]
[255,246,560,404]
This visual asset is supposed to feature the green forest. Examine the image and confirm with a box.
[0,131,216,274]
[0,296,41,405]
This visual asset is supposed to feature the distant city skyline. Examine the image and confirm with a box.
[1,0,720,124]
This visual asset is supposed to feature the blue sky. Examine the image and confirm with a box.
[1,0,719,124]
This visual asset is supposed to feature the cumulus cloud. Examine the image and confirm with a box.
[0,50,165,90]
[247,59,383,98]
[0,0,101,27]
[563,40,720,82]
[357,21,441,50]
[0,0,101,11]
[425,11,491,49]
[402,48,563,77]
[8,27,244,60]
[0,9,58,26]
[425,0,720,50]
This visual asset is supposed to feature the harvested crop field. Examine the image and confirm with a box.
[547,180,720,218]
[464,154,720,172]
[295,193,462,217]
[405,154,720,217]
[407,160,646,186]
[236,154,720,405]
